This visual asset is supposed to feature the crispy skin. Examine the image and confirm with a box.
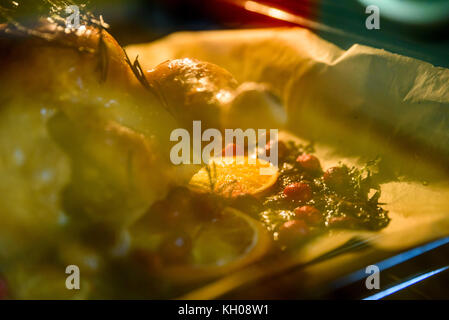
[146,58,239,130]
[0,21,179,269]
[145,58,286,131]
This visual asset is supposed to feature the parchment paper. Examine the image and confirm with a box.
[126,28,449,298]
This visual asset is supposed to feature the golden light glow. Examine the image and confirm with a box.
[227,0,342,35]
[243,1,297,23]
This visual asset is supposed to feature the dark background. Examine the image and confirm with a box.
[85,0,449,68]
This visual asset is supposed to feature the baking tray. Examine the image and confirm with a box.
[126,27,449,299]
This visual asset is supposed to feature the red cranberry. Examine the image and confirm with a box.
[323,166,349,189]
[283,182,312,202]
[294,205,323,225]
[277,220,309,246]
[296,154,321,172]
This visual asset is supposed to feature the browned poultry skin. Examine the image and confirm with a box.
[0,20,262,298]
[146,58,239,130]
[0,21,178,244]
[0,21,140,97]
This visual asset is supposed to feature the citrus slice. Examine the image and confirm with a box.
[160,207,271,283]
[188,156,279,198]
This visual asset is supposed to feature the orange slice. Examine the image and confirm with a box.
[160,207,271,283]
[188,156,279,198]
